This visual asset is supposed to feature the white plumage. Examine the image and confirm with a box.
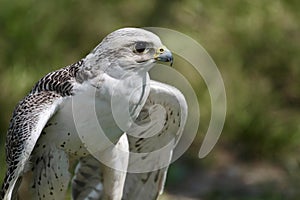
[1,28,187,200]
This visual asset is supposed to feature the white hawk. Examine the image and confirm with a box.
[0,28,188,200]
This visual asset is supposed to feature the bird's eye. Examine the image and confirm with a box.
[134,42,147,53]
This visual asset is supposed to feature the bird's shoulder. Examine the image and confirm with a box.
[5,60,85,164]
[29,60,84,97]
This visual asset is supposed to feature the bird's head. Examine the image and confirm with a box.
[84,28,173,79]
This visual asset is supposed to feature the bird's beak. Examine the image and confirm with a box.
[154,46,173,66]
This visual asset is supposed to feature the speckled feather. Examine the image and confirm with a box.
[0,28,187,200]
[1,61,83,199]
[122,81,188,200]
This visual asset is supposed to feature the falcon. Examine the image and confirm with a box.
[0,28,188,200]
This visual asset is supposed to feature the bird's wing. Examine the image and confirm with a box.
[122,80,188,200]
[0,63,80,200]
[1,92,63,200]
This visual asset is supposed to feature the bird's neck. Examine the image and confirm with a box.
[99,71,150,99]
[75,56,151,119]
[99,71,150,119]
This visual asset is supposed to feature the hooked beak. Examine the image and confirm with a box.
[154,46,173,66]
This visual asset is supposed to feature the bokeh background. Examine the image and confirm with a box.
[1,0,300,199]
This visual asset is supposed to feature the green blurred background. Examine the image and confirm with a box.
[0,0,300,199]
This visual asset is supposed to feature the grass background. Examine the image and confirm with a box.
[0,0,300,199]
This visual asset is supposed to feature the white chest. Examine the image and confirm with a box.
[37,72,150,157]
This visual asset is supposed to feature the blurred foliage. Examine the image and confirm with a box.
[0,0,300,199]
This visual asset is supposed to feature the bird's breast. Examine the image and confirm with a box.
[38,73,150,158]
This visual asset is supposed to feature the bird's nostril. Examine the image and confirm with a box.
[159,48,164,53]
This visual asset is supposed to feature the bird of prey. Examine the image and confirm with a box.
[0,28,187,200]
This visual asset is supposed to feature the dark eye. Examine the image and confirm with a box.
[134,41,147,53]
